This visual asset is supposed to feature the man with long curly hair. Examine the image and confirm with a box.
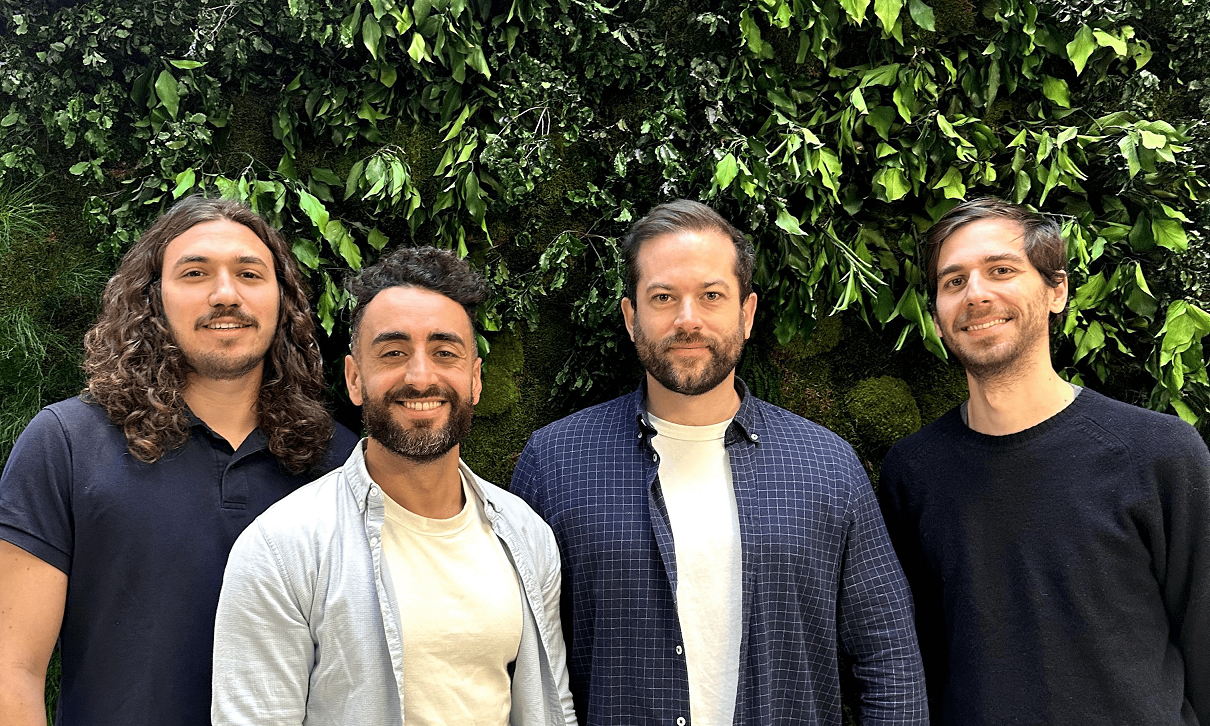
[0,195,358,726]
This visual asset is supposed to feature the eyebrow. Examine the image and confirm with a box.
[937,252,1026,279]
[170,254,269,269]
[370,330,467,348]
[644,279,731,292]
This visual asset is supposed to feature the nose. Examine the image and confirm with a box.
[402,351,437,389]
[674,297,703,332]
[964,271,992,305]
[208,269,240,307]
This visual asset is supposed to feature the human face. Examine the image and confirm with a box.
[160,219,280,382]
[621,229,757,396]
[345,286,482,463]
[932,218,1067,380]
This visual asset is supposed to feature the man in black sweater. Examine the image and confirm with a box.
[879,197,1208,725]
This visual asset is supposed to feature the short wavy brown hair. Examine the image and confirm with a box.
[82,195,334,473]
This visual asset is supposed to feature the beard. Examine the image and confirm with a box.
[632,315,746,396]
[943,301,1050,381]
[362,382,474,463]
[176,307,270,381]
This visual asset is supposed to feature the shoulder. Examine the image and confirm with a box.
[476,472,556,540]
[11,396,123,458]
[524,392,636,452]
[1077,389,1207,461]
[42,396,118,435]
[746,397,869,475]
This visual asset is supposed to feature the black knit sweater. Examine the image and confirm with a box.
[879,389,1209,725]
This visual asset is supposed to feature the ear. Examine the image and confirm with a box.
[932,312,944,339]
[345,354,364,406]
[1048,272,1069,315]
[621,297,636,341]
[470,356,483,405]
[741,292,758,339]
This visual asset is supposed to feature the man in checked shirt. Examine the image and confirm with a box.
[512,199,927,726]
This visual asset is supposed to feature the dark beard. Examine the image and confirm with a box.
[362,383,474,463]
[633,320,745,397]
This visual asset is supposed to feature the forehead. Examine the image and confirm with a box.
[357,286,473,342]
[161,219,275,271]
[635,228,739,288]
[936,218,1030,270]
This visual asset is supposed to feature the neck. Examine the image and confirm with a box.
[363,440,465,519]
[182,366,263,449]
[965,352,1075,436]
[644,371,741,426]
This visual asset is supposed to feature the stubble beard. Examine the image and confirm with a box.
[632,314,746,396]
[945,299,1051,382]
[362,383,474,463]
[175,307,270,381]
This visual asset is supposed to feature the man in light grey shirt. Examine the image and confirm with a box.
[212,247,576,726]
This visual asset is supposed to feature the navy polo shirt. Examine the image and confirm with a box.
[0,396,358,726]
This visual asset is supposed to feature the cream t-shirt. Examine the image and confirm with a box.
[648,414,743,726]
[380,474,524,725]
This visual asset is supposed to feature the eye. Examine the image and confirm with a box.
[435,349,458,359]
[704,291,722,301]
[381,349,406,358]
[238,270,265,280]
[991,266,1014,276]
[943,276,964,288]
[653,293,672,303]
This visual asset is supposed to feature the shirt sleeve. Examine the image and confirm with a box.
[1151,422,1210,720]
[212,522,313,726]
[0,407,75,574]
[836,455,929,726]
[537,520,578,726]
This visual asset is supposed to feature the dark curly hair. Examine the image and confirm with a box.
[82,195,335,473]
[347,246,487,354]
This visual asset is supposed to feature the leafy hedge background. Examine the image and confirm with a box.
[2,0,1208,721]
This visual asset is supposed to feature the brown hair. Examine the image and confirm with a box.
[924,197,1068,323]
[82,195,334,473]
[622,199,756,305]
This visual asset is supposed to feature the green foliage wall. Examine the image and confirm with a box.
[2,1,1209,722]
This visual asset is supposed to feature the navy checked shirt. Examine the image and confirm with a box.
[511,379,927,726]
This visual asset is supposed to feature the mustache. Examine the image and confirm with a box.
[195,306,258,329]
[386,384,455,402]
[953,307,1014,332]
[660,332,717,349]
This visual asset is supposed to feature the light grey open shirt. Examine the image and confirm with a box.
[212,442,577,726]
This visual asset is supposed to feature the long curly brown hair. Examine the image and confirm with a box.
[82,195,335,473]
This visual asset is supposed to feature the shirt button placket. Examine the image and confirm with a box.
[675,645,683,655]
[676,717,686,726]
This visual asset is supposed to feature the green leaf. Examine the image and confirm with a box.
[68,161,89,175]
[874,167,910,201]
[861,64,901,87]
[1042,76,1070,108]
[463,173,486,222]
[169,59,205,69]
[367,228,389,251]
[345,159,366,200]
[1073,320,1105,363]
[1092,29,1127,56]
[1066,25,1097,75]
[775,208,806,236]
[1152,218,1188,252]
[908,0,935,31]
[931,167,966,199]
[362,16,383,60]
[172,168,196,199]
[867,106,896,140]
[154,69,180,118]
[874,0,904,33]
[839,0,872,24]
[850,88,868,113]
[1138,129,1166,150]
[1118,135,1141,179]
[297,188,329,231]
[714,153,739,189]
[892,83,915,122]
[292,239,320,270]
[380,65,398,88]
[408,33,429,63]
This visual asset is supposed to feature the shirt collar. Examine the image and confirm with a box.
[185,407,270,454]
[344,439,504,515]
[629,376,762,445]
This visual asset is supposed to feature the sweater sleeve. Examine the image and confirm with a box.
[1150,421,1210,719]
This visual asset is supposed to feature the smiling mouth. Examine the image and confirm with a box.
[203,322,252,330]
[398,400,444,411]
[962,318,1010,332]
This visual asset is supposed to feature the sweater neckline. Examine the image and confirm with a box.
[947,387,1100,449]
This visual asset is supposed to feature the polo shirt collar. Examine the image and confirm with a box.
[185,408,270,457]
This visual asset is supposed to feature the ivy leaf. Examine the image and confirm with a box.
[867,106,896,140]
[1118,135,1141,178]
[408,33,430,63]
[874,0,904,34]
[154,69,180,118]
[1066,25,1097,75]
[1073,320,1105,363]
[297,188,329,231]
[874,167,910,201]
[1138,129,1166,150]
[172,168,195,199]
[1152,218,1188,252]
[714,153,739,189]
[1093,29,1127,56]
[362,16,383,60]
[775,208,806,236]
[1041,76,1070,108]
[839,0,872,24]
[908,0,935,31]
[892,82,915,122]
[932,166,966,199]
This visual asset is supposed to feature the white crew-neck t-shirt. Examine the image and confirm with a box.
[648,414,743,726]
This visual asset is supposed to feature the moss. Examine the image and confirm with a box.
[477,330,525,418]
[845,376,922,452]
[910,360,969,424]
[216,94,275,174]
